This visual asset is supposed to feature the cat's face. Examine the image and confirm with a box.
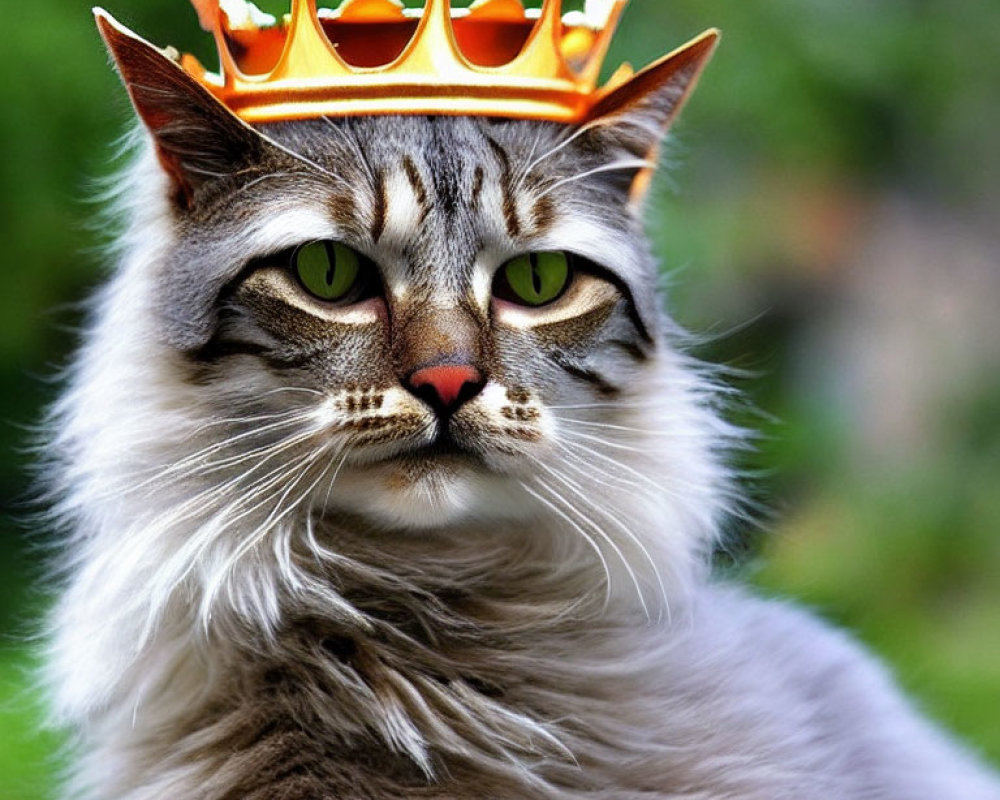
[163,115,658,528]
[65,16,726,618]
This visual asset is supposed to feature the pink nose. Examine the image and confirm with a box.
[407,364,485,414]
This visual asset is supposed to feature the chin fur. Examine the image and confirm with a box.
[332,463,535,529]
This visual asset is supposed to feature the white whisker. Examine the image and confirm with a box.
[322,446,355,511]
[532,159,654,201]
[558,437,714,501]
[561,427,656,456]
[223,447,331,561]
[555,439,665,499]
[515,116,620,191]
[321,116,376,188]
[127,418,319,498]
[529,455,668,622]
[547,401,667,411]
[197,446,334,628]
[257,386,325,399]
[518,479,613,611]
[255,128,348,187]
[557,416,717,441]
[232,171,303,198]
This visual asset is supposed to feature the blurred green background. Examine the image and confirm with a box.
[2,1,998,796]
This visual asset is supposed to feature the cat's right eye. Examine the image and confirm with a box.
[293,240,367,302]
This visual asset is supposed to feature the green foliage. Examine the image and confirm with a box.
[0,647,62,800]
[1,1,998,797]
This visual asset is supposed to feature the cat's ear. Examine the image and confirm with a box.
[583,30,719,209]
[95,9,264,209]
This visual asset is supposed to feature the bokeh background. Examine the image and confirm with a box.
[2,0,998,796]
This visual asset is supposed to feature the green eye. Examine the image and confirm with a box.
[294,241,361,301]
[498,252,571,307]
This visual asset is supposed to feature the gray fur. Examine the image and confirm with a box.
[42,17,1000,800]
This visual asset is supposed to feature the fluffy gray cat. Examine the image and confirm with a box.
[42,6,1000,800]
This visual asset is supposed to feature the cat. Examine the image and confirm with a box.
[40,6,1000,800]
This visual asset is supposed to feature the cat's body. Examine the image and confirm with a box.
[42,10,1000,800]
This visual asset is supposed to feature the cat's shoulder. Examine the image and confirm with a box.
[648,581,1000,798]
[687,581,880,677]
[678,581,930,734]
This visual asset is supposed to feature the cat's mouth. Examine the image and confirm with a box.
[402,429,482,464]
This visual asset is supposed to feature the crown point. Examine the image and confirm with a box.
[538,0,563,31]
[575,0,626,84]
[604,61,634,91]
[420,0,455,34]
[506,0,572,80]
[271,0,352,81]
[190,0,221,31]
[396,0,468,73]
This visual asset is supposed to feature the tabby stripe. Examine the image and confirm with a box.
[194,339,314,371]
[401,156,430,222]
[327,193,361,239]
[486,136,521,238]
[371,169,387,242]
[609,338,650,362]
[471,165,485,210]
[531,193,556,235]
[554,356,621,396]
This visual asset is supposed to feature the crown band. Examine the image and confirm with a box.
[174,0,631,123]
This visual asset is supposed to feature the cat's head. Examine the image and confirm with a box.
[61,15,731,619]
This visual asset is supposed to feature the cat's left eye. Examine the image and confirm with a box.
[493,252,572,307]
[294,241,365,302]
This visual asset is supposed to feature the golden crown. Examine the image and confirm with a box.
[109,0,707,125]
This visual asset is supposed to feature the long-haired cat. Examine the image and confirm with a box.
[42,4,1000,799]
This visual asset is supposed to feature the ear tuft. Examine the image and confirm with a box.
[585,30,720,207]
[94,8,263,208]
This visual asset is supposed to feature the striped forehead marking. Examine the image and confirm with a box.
[378,160,430,246]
